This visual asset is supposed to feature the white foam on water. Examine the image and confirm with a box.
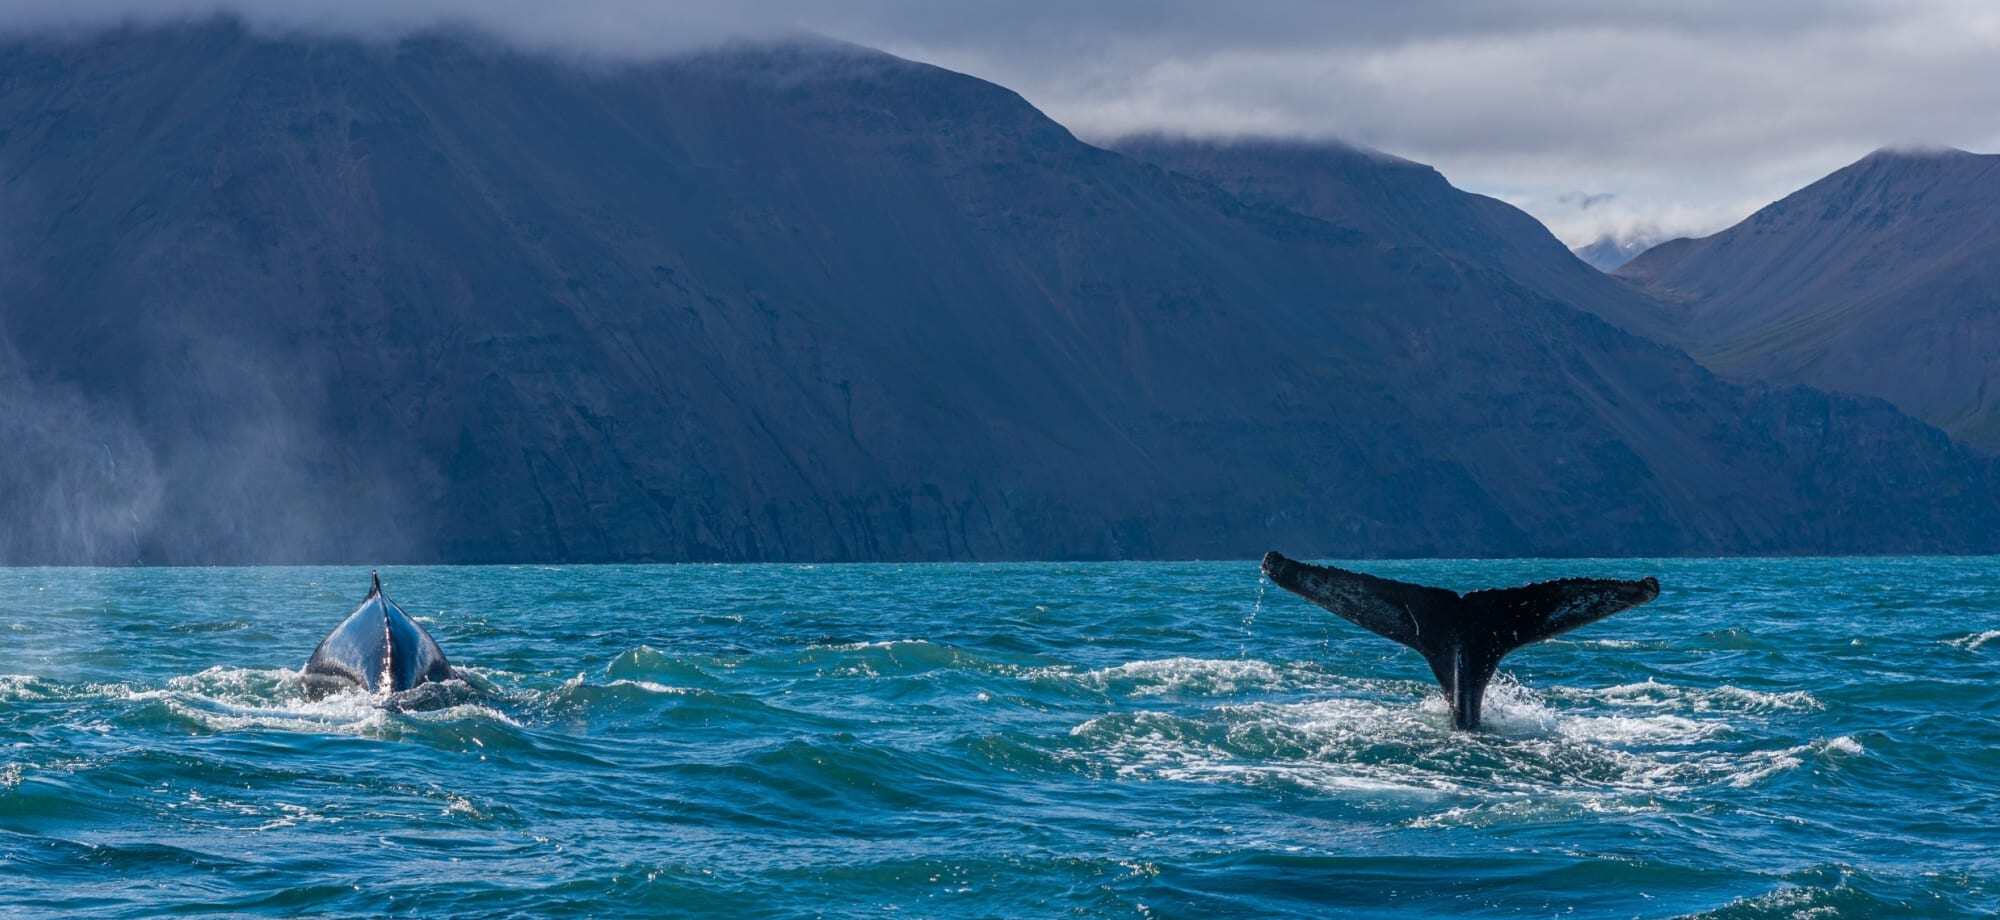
[1035,657,1303,697]
[606,679,691,695]
[1552,638,1648,649]
[100,666,520,737]
[158,689,394,736]
[1090,657,1286,696]
[253,801,338,832]
[1557,678,1821,713]
[167,665,300,697]
[1685,882,1847,919]
[1063,664,1849,819]
[441,794,486,820]
[1068,707,1459,799]
[1405,795,1661,828]
[0,673,138,702]
[165,788,346,832]
[1947,629,2000,650]
[403,704,521,728]
[1725,736,1865,788]
[797,638,979,679]
[1823,736,1864,756]
[1556,712,1720,745]
[817,639,919,651]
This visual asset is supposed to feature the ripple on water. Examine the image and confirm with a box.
[1947,629,2000,651]
[1060,670,1862,822]
[0,560,1991,918]
[1025,656,1303,697]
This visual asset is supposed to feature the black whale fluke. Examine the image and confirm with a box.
[1260,552,1658,731]
[302,571,453,698]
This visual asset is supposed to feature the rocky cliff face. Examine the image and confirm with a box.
[1617,148,2000,451]
[1,22,1996,563]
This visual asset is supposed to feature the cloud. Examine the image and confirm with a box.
[1557,192,1617,211]
[2,1,1996,243]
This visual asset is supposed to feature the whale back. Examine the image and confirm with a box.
[303,574,452,697]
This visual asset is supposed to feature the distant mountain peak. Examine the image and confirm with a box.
[1835,146,1996,185]
[1860,144,1979,162]
[1571,233,1664,273]
[1111,133,1421,166]
[1614,141,2000,451]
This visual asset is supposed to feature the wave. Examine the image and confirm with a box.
[795,639,990,678]
[1057,657,1285,696]
[1673,866,1915,919]
[1724,736,1865,789]
[1948,629,2000,650]
[1061,670,1859,819]
[606,679,691,695]
[1,673,138,702]
[1550,678,1822,713]
[1024,656,1324,698]
[0,666,519,741]
[121,667,516,737]
[604,645,720,685]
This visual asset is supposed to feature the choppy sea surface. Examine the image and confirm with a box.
[1,559,1995,918]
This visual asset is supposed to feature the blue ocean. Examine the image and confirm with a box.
[2,559,1994,917]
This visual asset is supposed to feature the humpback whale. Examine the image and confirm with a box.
[302,573,453,699]
[1261,552,1658,730]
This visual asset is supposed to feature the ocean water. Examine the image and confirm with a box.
[1,558,1994,918]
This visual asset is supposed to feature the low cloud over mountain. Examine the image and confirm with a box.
[3,2,1998,246]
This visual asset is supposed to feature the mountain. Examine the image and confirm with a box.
[1617,147,2000,451]
[1110,136,1684,344]
[1572,234,1658,273]
[1,21,1997,564]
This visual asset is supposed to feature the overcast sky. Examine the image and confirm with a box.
[8,0,1998,245]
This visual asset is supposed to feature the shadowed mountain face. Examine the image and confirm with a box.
[1618,148,2000,451]
[1111,136,1685,344]
[1,22,1997,564]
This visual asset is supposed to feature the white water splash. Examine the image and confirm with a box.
[103,666,508,736]
[1241,574,1267,656]
[607,679,691,695]
[1040,657,1297,697]
[1555,678,1821,713]
[1727,736,1866,788]
[1064,664,1856,819]
[1948,629,2000,650]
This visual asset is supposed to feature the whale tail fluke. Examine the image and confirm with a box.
[1260,552,1658,730]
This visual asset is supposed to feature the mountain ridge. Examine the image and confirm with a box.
[2,21,1996,563]
[1616,146,2000,450]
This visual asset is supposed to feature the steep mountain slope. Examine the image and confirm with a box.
[0,22,1995,563]
[1617,148,2000,450]
[1112,136,1683,343]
